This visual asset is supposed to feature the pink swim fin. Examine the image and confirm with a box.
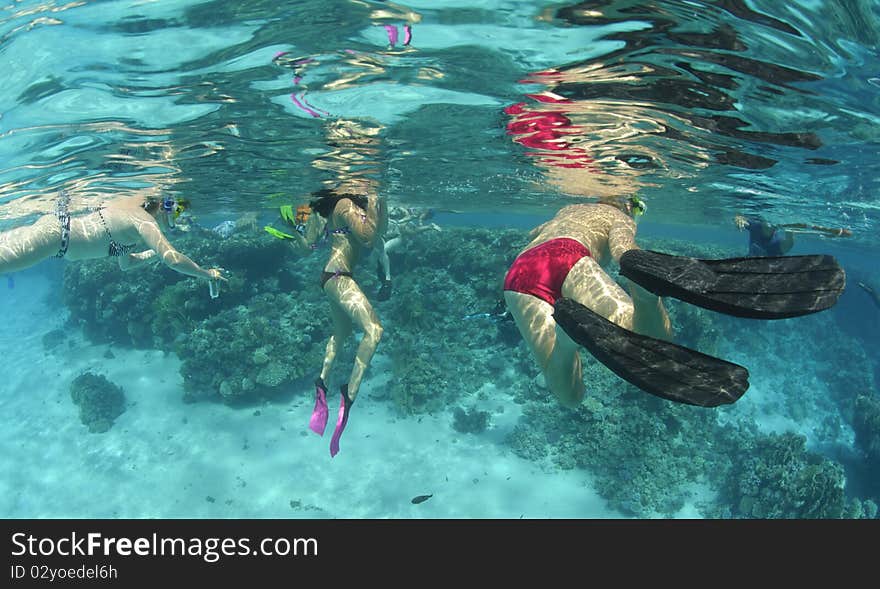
[403,24,412,46]
[384,24,399,47]
[329,385,353,457]
[309,377,329,435]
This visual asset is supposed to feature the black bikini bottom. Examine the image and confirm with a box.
[321,270,354,289]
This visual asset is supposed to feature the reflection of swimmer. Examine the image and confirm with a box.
[734,214,851,256]
[356,0,419,47]
[0,192,226,284]
[273,1,421,120]
[858,282,880,310]
[373,206,441,300]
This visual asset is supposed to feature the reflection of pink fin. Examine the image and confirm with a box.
[403,25,412,46]
[291,93,322,118]
[309,378,329,435]
[301,94,330,116]
[329,386,353,458]
[274,51,289,59]
[384,24,399,47]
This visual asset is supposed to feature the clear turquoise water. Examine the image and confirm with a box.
[1,0,878,519]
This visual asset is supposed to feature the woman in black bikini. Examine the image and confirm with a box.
[0,192,225,282]
[286,188,387,458]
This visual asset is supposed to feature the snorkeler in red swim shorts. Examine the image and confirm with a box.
[503,238,592,306]
[502,197,670,409]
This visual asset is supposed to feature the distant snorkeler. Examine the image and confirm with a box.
[270,188,387,457]
[734,214,852,257]
[503,196,846,409]
[370,205,443,301]
[0,191,226,286]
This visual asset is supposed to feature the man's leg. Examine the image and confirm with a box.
[504,291,584,408]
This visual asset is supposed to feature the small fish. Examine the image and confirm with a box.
[411,494,433,505]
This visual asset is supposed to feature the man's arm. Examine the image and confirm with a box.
[608,218,672,340]
[607,218,637,263]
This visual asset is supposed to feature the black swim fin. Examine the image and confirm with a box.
[619,250,845,319]
[553,298,749,407]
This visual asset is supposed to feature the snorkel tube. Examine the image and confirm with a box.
[162,197,177,228]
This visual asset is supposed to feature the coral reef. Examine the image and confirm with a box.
[69,372,126,433]
[507,365,728,517]
[58,219,878,517]
[853,394,880,465]
[62,231,293,348]
[711,432,875,519]
[175,292,328,402]
[452,406,490,434]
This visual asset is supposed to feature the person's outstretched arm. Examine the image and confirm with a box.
[778,222,852,237]
[117,249,157,271]
[136,220,224,280]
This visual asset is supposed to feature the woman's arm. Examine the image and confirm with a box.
[285,212,326,255]
[117,249,157,271]
[335,199,377,248]
[527,221,549,239]
[136,221,222,280]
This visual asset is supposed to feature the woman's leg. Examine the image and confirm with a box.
[323,276,383,400]
[383,235,403,254]
[375,237,391,282]
[319,294,353,383]
[504,290,584,408]
[0,216,60,274]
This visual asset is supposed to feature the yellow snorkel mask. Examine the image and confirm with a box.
[629,195,647,219]
[173,198,190,220]
[266,203,314,240]
[279,204,311,234]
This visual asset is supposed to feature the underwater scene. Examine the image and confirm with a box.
[0,0,878,519]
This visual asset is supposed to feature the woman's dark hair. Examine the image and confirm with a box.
[309,188,369,218]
